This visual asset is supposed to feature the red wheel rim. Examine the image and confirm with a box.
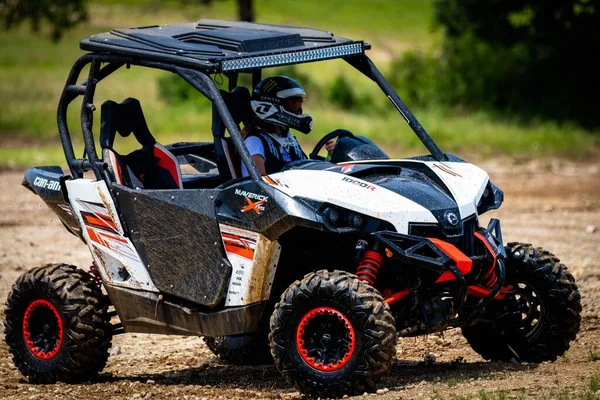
[22,299,64,360]
[296,306,356,372]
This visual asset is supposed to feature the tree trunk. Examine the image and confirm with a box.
[238,0,254,22]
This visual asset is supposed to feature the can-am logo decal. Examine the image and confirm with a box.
[235,189,268,214]
[33,177,60,191]
[445,211,459,226]
[341,176,376,191]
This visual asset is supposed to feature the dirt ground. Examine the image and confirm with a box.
[1,158,599,400]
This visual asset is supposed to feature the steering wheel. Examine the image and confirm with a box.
[309,129,356,160]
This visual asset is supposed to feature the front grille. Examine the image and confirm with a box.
[409,215,478,256]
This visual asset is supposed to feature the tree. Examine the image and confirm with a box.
[238,0,254,22]
[1,0,254,41]
[432,0,600,127]
[0,0,87,41]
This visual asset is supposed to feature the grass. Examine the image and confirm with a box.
[426,374,600,400]
[0,0,598,168]
[588,347,600,362]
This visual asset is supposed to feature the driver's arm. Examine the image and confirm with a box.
[252,154,267,175]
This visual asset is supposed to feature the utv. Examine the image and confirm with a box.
[4,19,581,398]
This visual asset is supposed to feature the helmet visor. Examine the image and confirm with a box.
[284,96,305,115]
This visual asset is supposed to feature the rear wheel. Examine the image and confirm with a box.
[270,270,396,398]
[462,243,581,362]
[4,263,112,383]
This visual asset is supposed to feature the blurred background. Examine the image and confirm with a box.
[0,0,599,167]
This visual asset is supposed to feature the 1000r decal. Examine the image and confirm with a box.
[341,176,376,191]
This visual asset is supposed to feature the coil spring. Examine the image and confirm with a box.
[356,250,383,286]
[88,262,102,288]
[481,270,498,288]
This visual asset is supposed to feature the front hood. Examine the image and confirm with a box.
[269,169,437,233]
[267,160,490,234]
[360,172,461,230]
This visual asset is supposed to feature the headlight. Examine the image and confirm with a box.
[350,213,363,228]
[320,205,368,230]
[326,208,339,224]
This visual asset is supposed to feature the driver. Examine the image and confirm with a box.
[240,76,335,176]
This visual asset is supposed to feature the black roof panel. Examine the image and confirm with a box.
[80,19,367,72]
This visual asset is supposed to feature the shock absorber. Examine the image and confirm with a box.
[88,262,102,288]
[356,249,384,286]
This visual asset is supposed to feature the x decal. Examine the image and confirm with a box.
[241,197,266,214]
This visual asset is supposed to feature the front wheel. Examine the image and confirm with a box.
[462,243,581,362]
[269,270,396,398]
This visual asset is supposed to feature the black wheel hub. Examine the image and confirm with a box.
[296,307,356,372]
[507,282,543,338]
[22,300,63,360]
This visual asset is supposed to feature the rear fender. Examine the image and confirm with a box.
[22,166,81,238]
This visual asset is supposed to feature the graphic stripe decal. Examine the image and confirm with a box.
[221,233,256,260]
[432,163,462,178]
[81,211,118,232]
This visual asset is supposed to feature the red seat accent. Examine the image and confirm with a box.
[103,148,124,185]
[153,143,183,189]
[221,138,241,179]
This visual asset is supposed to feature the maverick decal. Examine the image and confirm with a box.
[235,189,268,214]
[241,197,267,214]
[341,176,376,191]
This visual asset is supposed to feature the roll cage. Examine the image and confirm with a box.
[58,19,446,184]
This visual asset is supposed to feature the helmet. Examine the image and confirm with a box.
[250,76,313,134]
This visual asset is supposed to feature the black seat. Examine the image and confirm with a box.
[211,87,252,183]
[101,98,183,189]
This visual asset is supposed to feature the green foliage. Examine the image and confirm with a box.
[388,51,439,108]
[157,72,231,108]
[0,0,88,41]
[1,0,599,166]
[328,75,358,110]
[326,75,375,113]
[429,0,600,129]
[588,347,600,362]
[157,73,208,106]
[589,371,600,394]
[477,391,507,400]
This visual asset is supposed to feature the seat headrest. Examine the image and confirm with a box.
[101,98,156,149]
[211,86,253,138]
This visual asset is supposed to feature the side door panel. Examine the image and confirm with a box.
[114,185,230,306]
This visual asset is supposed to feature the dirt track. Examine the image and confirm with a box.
[1,159,599,399]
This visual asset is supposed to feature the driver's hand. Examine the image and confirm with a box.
[325,139,336,155]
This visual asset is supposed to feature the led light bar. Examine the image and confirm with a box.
[220,42,364,72]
